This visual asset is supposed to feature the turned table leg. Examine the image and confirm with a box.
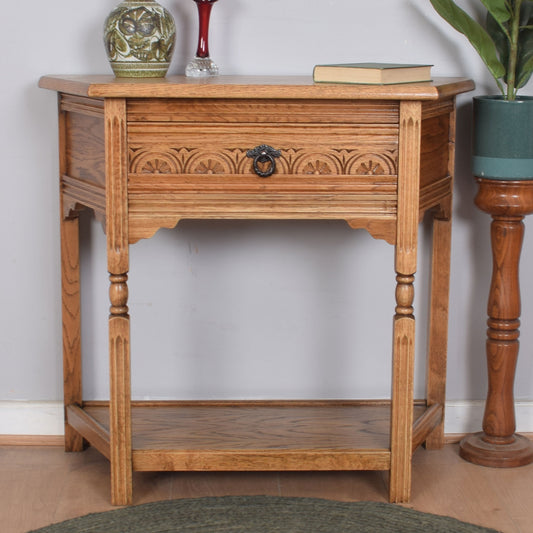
[390,273,416,502]
[459,179,533,467]
[389,101,421,502]
[106,98,133,505]
[108,273,132,505]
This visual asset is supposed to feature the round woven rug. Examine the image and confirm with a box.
[29,495,499,533]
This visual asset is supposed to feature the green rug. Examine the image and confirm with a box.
[29,495,500,532]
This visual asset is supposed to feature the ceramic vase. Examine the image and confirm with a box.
[473,95,533,180]
[104,0,176,78]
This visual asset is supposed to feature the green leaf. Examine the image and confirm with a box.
[480,0,512,25]
[430,0,506,81]
[517,55,533,86]
[520,1,533,26]
[487,12,510,80]
[517,3,533,87]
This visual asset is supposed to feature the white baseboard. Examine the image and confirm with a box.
[0,400,532,437]
[445,400,533,435]
[0,401,64,436]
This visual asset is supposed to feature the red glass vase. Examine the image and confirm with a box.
[186,0,219,77]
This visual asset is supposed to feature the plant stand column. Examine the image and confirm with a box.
[460,178,533,467]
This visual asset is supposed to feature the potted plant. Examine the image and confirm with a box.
[431,0,533,470]
[430,0,533,179]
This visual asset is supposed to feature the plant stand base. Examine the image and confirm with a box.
[460,178,533,469]
[460,432,533,468]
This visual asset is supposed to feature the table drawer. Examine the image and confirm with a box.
[127,120,400,243]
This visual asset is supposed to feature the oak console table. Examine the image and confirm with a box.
[39,75,474,505]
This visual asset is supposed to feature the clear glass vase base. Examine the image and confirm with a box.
[185,57,219,77]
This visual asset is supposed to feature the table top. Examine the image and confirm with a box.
[39,75,475,100]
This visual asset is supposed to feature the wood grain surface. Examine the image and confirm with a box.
[39,75,474,100]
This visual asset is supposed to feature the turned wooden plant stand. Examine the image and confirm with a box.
[39,75,474,505]
[460,179,533,467]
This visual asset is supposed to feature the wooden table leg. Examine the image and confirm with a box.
[425,216,452,449]
[108,275,132,505]
[106,98,133,505]
[59,98,84,453]
[460,179,533,467]
[389,101,421,503]
[390,274,416,502]
[425,97,455,450]
[60,213,84,452]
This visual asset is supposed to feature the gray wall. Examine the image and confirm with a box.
[2,0,532,404]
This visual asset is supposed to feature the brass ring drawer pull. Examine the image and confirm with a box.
[246,145,281,177]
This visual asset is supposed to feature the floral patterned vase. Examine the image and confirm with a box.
[104,0,175,78]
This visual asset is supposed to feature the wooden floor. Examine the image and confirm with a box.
[2,442,533,533]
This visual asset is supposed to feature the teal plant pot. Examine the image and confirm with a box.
[472,95,533,180]
[104,0,176,78]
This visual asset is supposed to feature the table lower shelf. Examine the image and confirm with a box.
[66,400,441,473]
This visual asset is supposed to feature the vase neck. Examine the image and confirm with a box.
[194,0,217,58]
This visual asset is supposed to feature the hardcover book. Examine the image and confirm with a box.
[313,63,432,85]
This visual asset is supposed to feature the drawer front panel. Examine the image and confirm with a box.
[127,120,400,243]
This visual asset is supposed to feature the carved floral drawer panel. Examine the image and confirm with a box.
[126,98,402,242]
